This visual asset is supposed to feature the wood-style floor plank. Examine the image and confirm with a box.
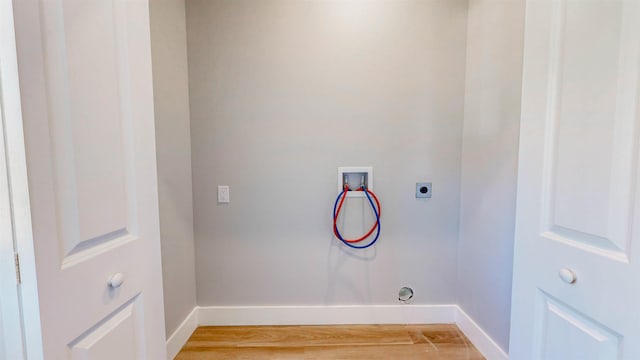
[175,324,485,359]
[184,325,415,347]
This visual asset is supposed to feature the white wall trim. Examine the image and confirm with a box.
[455,306,509,360]
[167,305,509,360]
[197,304,457,326]
[166,307,198,360]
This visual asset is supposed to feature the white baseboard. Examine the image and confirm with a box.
[455,306,508,360]
[166,307,198,360]
[166,304,509,360]
[197,304,457,326]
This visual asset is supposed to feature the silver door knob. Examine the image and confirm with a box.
[108,273,124,288]
[558,268,577,284]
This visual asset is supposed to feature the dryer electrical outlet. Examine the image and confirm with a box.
[416,182,432,198]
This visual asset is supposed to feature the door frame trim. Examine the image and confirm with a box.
[0,1,43,358]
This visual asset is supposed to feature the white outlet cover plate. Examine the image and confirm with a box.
[217,185,230,203]
[337,166,373,198]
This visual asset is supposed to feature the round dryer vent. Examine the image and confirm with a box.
[398,287,414,302]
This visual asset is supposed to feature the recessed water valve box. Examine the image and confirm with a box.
[338,166,373,198]
[416,182,432,198]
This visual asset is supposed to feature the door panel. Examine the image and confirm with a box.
[541,0,637,259]
[13,0,166,358]
[534,292,621,360]
[69,297,143,360]
[511,0,640,358]
[51,0,129,252]
[40,0,136,263]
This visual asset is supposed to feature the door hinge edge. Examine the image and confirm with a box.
[14,252,21,284]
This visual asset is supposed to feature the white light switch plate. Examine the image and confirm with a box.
[218,185,230,203]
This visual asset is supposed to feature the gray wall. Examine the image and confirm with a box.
[187,0,469,307]
[457,0,525,352]
[149,0,197,337]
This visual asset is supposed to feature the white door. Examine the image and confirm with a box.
[510,0,640,359]
[12,0,167,359]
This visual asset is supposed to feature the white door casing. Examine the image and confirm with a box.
[1,0,43,358]
[0,31,26,360]
[12,0,167,359]
[511,0,640,359]
[0,75,26,360]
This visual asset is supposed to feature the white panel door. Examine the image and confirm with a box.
[12,0,166,359]
[511,0,640,359]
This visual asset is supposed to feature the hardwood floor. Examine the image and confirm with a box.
[175,324,485,359]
